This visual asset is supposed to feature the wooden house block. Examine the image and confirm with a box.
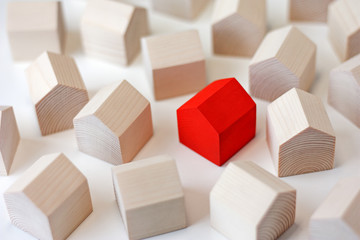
[151,0,208,20]
[25,51,89,136]
[81,0,149,65]
[73,80,153,165]
[328,54,360,128]
[250,26,316,102]
[177,78,256,166]
[212,0,266,57]
[309,177,360,240]
[4,153,93,240]
[0,106,20,176]
[289,0,334,22]
[266,88,335,177]
[112,155,187,240]
[210,161,296,240]
[142,30,206,100]
[7,1,65,61]
[328,0,360,62]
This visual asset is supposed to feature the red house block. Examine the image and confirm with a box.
[177,78,256,166]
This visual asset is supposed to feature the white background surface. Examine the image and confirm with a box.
[1,0,360,239]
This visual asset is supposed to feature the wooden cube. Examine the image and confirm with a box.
[4,153,93,240]
[74,80,153,165]
[329,54,360,128]
[210,161,296,240]
[328,0,360,62]
[112,155,187,240]
[250,26,316,102]
[212,0,266,57]
[81,0,149,65]
[25,51,89,136]
[177,78,256,166]
[310,177,360,240]
[267,88,336,177]
[289,0,334,22]
[142,30,206,100]
[7,1,65,61]
[151,0,208,20]
[0,106,20,176]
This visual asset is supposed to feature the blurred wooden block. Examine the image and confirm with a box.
[0,106,20,176]
[112,155,187,240]
[4,153,93,240]
[7,1,65,61]
[74,80,153,165]
[328,0,360,62]
[212,0,266,57]
[289,0,334,22]
[151,0,208,20]
[25,51,89,136]
[210,161,296,240]
[250,26,316,102]
[266,88,335,177]
[81,0,149,65]
[310,177,360,240]
[142,30,206,100]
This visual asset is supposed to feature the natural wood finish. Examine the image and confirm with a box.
[250,26,316,102]
[7,1,65,61]
[112,155,187,240]
[310,177,360,240]
[74,80,153,165]
[142,30,206,100]
[152,0,208,20]
[81,0,149,65]
[0,106,20,176]
[4,153,93,240]
[210,161,296,240]
[25,51,89,136]
[328,0,360,62]
[212,0,266,57]
[289,0,334,22]
[266,88,336,177]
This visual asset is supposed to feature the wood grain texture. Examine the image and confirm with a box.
[7,1,65,61]
[151,0,208,20]
[289,0,334,22]
[74,80,153,165]
[210,161,296,240]
[328,0,360,62]
[250,25,316,102]
[266,88,335,177]
[212,0,266,57]
[25,51,89,136]
[310,177,360,240]
[4,153,93,240]
[0,106,20,176]
[112,155,187,240]
[81,0,149,65]
[142,30,206,100]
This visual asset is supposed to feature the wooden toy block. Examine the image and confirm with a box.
[210,161,296,240]
[0,106,20,176]
[81,0,149,65]
[151,0,208,20]
[142,30,206,100]
[309,177,360,240]
[250,26,316,102]
[329,54,360,128]
[7,1,65,61]
[25,51,89,136]
[4,153,93,240]
[112,155,187,240]
[289,0,334,22]
[212,0,266,57]
[73,80,153,165]
[177,78,256,166]
[266,88,336,177]
[328,0,360,62]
